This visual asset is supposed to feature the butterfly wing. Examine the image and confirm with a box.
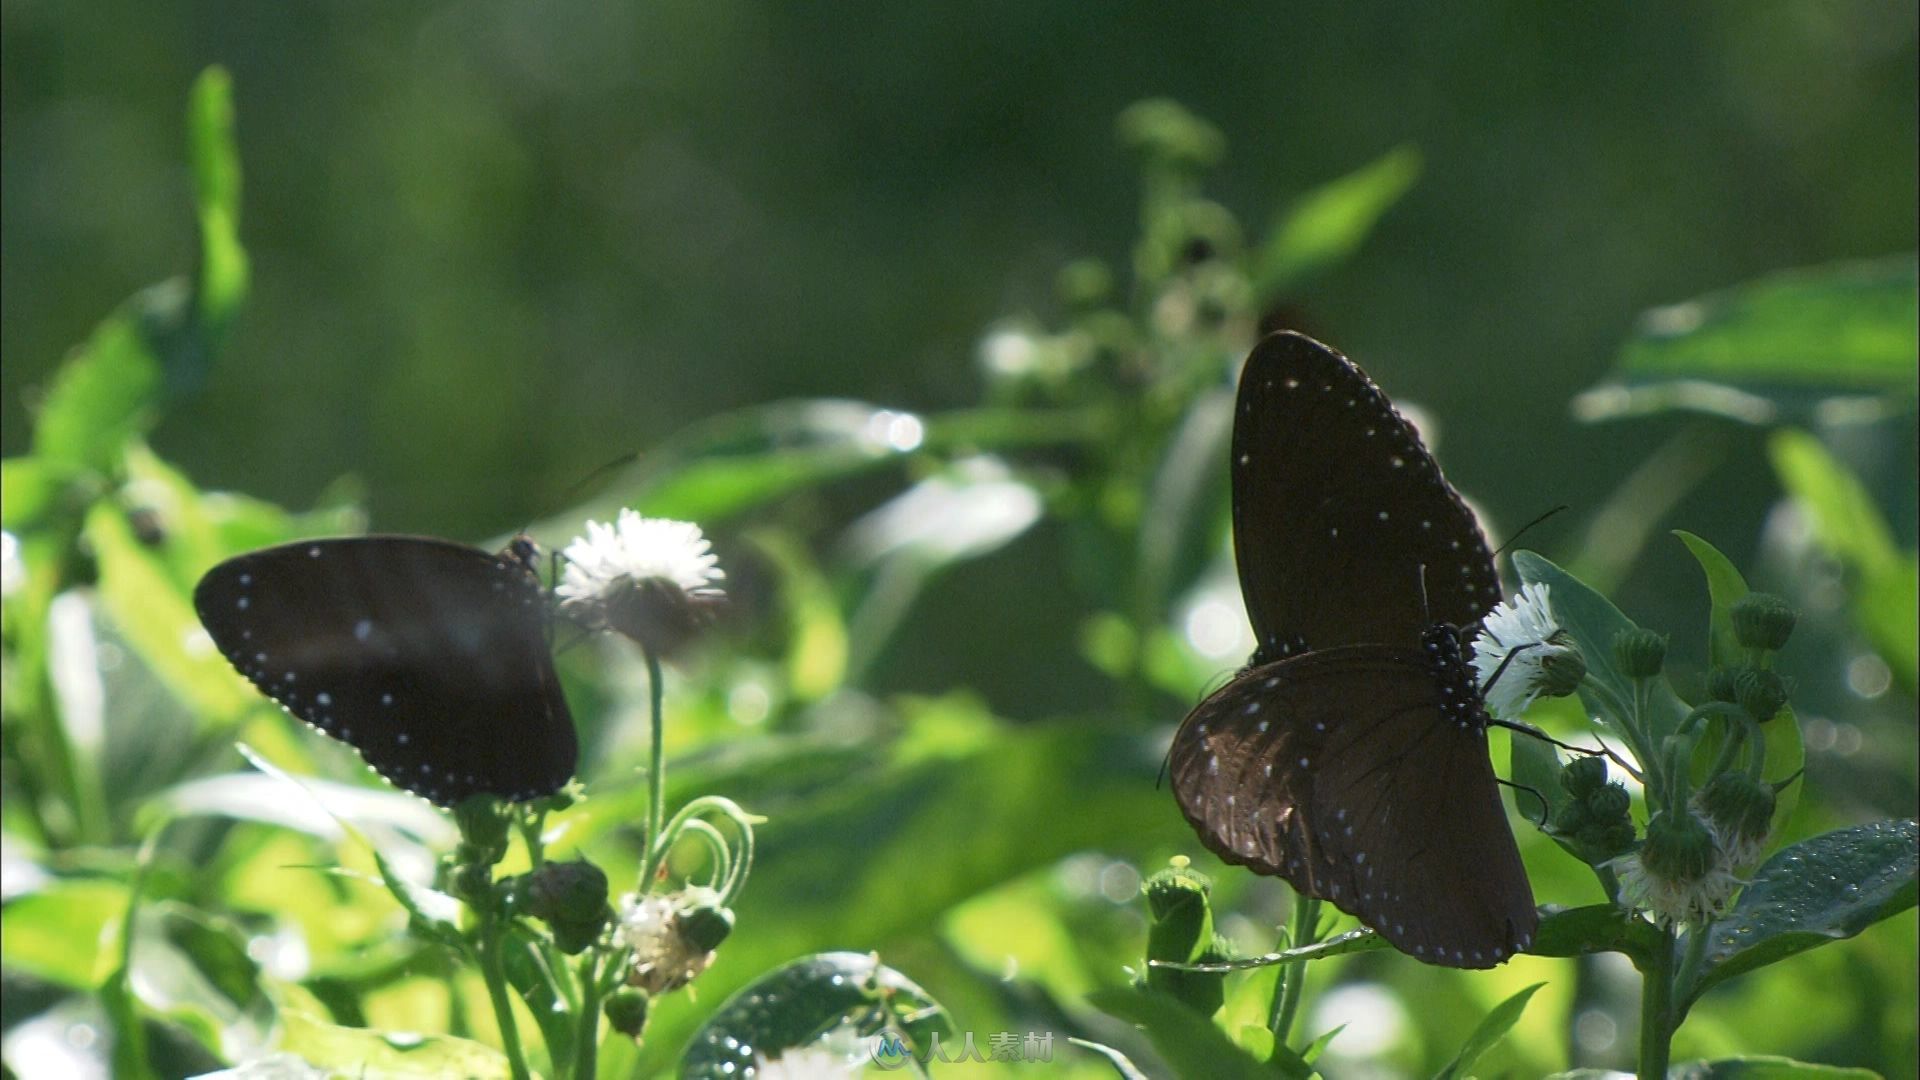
[194,537,577,807]
[1230,332,1501,663]
[1168,645,1537,967]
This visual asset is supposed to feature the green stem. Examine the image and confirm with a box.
[572,951,604,1080]
[1268,896,1319,1047]
[1672,923,1710,1013]
[1637,927,1675,1080]
[637,649,669,891]
[476,916,532,1080]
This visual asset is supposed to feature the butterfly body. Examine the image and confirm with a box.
[1171,332,1536,967]
[193,536,577,807]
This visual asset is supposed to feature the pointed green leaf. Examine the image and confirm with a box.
[1255,145,1422,296]
[1614,255,1919,391]
[1527,904,1660,964]
[1432,982,1543,1080]
[1089,987,1286,1080]
[1769,428,1918,695]
[186,67,248,340]
[1687,819,1918,1004]
[278,1009,511,1078]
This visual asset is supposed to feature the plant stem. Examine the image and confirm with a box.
[477,915,532,1080]
[1268,895,1319,1047]
[1637,926,1675,1080]
[573,951,604,1080]
[637,648,668,891]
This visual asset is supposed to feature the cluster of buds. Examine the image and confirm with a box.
[1550,756,1636,862]
[1608,593,1798,928]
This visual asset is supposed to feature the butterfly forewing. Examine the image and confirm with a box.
[1231,333,1501,664]
[194,537,577,807]
[1169,640,1537,968]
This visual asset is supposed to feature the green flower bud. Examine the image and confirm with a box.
[1731,593,1796,652]
[1641,810,1717,883]
[1613,629,1668,679]
[1706,666,1743,704]
[551,915,608,956]
[603,989,650,1039]
[678,902,735,953]
[1592,820,1638,860]
[525,860,611,925]
[1560,756,1609,798]
[452,796,510,864]
[1550,799,1591,837]
[452,863,494,904]
[1143,860,1212,922]
[1699,772,1774,846]
[1734,668,1792,723]
[1585,782,1632,823]
[1538,638,1588,697]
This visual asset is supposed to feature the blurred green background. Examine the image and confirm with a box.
[4,4,1916,1077]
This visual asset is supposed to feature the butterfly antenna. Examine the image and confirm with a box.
[1491,718,1643,782]
[1417,564,1433,626]
[1497,777,1552,827]
[1492,504,1570,560]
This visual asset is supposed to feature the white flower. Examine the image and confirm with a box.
[1612,849,1741,928]
[1471,582,1574,718]
[558,510,723,606]
[614,888,718,994]
[557,510,724,654]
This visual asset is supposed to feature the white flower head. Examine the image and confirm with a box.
[558,510,725,654]
[1612,848,1741,929]
[614,888,719,995]
[1471,582,1578,718]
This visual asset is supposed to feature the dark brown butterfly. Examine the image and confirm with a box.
[193,537,577,807]
[1168,331,1536,968]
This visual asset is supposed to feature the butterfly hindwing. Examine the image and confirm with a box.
[193,537,577,807]
[1170,639,1537,968]
[1230,332,1501,663]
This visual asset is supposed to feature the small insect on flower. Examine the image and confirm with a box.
[1470,582,1583,718]
[557,510,726,656]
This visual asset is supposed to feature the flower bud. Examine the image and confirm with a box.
[1641,810,1718,883]
[525,861,611,924]
[1560,756,1609,798]
[1613,629,1668,679]
[603,989,650,1039]
[678,901,735,953]
[1585,782,1632,823]
[1550,799,1591,837]
[452,863,494,904]
[1731,593,1796,652]
[1706,666,1742,704]
[1698,772,1775,857]
[1143,861,1212,922]
[453,796,511,864]
[1591,820,1638,860]
[1538,638,1588,697]
[1735,669,1791,723]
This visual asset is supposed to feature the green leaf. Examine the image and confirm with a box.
[186,66,248,341]
[1069,1037,1155,1080]
[1673,530,1805,832]
[1668,1055,1887,1079]
[681,952,948,1078]
[1527,904,1661,964]
[0,879,132,987]
[1687,819,1918,1004]
[278,1008,513,1078]
[1614,255,1919,392]
[33,309,164,475]
[1088,987,1285,1080]
[1431,982,1543,1080]
[1255,145,1422,296]
[1768,428,1919,695]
